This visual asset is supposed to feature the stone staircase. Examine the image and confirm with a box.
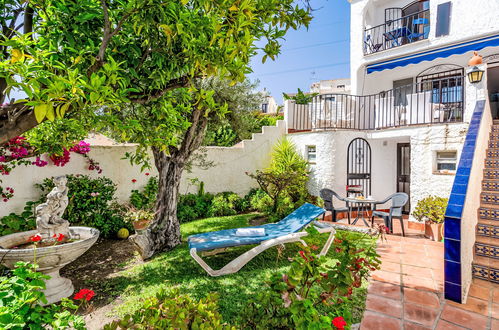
[473,121,499,283]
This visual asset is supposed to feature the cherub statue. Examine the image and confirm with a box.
[35,176,70,240]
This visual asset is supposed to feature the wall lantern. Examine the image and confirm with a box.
[467,66,484,83]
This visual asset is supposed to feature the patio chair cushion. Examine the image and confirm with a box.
[372,210,389,218]
[332,206,349,212]
[188,203,325,252]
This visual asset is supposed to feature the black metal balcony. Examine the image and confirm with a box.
[364,9,430,55]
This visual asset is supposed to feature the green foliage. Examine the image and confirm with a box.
[283,88,318,105]
[129,177,158,210]
[248,139,316,221]
[0,262,85,330]
[104,289,232,330]
[412,196,448,224]
[0,201,37,236]
[211,192,244,217]
[37,175,131,238]
[177,192,214,223]
[244,230,381,329]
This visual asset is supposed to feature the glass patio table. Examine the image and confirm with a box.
[344,197,379,227]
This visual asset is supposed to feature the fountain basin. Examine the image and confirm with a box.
[0,226,99,304]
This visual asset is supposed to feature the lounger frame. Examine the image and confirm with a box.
[190,222,336,277]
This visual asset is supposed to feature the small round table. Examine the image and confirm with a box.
[344,197,378,227]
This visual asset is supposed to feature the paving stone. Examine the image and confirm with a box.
[360,311,402,330]
[404,321,432,330]
[367,280,402,300]
[404,287,441,308]
[449,296,489,316]
[468,284,490,301]
[435,320,468,329]
[365,294,403,318]
[440,305,488,330]
[402,274,438,292]
[371,270,401,285]
[404,302,439,327]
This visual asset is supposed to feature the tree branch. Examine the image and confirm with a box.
[129,76,192,104]
[0,103,40,146]
[23,4,34,35]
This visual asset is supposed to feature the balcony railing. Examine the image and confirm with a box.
[364,9,430,55]
[288,76,465,131]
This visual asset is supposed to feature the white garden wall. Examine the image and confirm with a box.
[0,121,286,217]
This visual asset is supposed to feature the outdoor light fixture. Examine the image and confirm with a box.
[467,66,484,83]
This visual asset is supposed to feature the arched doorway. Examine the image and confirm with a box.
[347,138,372,196]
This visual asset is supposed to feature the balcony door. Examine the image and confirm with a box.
[397,143,411,214]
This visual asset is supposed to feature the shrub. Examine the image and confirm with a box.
[177,192,214,223]
[0,262,85,329]
[0,201,37,236]
[129,177,158,210]
[247,139,315,221]
[211,192,244,216]
[103,289,232,329]
[412,196,448,224]
[243,229,380,329]
[37,175,131,238]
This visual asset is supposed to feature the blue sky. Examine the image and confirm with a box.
[248,0,351,104]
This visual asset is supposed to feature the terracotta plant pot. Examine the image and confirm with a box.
[468,51,483,66]
[133,219,151,231]
[424,222,443,241]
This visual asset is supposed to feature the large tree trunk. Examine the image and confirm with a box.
[131,147,185,259]
[131,106,208,259]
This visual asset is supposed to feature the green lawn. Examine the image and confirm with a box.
[91,214,375,325]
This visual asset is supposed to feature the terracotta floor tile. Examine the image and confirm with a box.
[403,275,438,292]
[380,260,401,273]
[448,297,489,316]
[365,295,403,318]
[472,279,496,289]
[404,287,441,308]
[371,270,401,285]
[360,311,402,330]
[425,257,444,270]
[494,289,499,304]
[435,320,468,330]
[402,254,429,267]
[467,284,490,301]
[403,264,434,279]
[404,321,432,330]
[440,305,488,330]
[404,302,439,327]
[368,281,402,300]
[492,318,499,329]
[492,303,499,319]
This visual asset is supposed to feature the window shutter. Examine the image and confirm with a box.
[436,2,452,37]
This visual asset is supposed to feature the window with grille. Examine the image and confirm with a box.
[435,151,457,173]
[307,146,317,164]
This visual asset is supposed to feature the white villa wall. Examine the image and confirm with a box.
[0,121,286,217]
[350,0,499,95]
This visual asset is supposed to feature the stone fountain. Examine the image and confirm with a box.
[0,176,99,304]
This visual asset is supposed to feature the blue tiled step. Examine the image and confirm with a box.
[483,168,499,179]
[480,192,499,205]
[472,264,499,283]
[474,242,499,259]
[477,224,499,239]
[478,207,499,222]
[481,180,499,192]
[487,149,499,158]
[485,159,499,168]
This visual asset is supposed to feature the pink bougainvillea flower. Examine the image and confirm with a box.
[50,149,71,167]
[32,156,48,167]
[132,179,137,183]
[29,235,42,242]
[74,288,95,301]
[70,141,91,155]
[332,316,347,330]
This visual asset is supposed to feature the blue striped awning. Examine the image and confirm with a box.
[367,34,499,74]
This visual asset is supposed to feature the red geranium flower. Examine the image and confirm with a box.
[29,235,42,242]
[332,316,347,330]
[145,172,150,176]
[74,288,95,301]
[131,179,137,183]
[53,233,65,242]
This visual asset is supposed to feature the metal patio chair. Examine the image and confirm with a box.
[320,188,351,223]
[371,192,409,236]
[407,18,429,42]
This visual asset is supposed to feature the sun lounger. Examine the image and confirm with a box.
[188,203,335,276]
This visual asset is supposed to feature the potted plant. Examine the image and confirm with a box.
[124,207,155,233]
[412,196,448,241]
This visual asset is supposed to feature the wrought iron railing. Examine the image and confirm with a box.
[289,76,465,131]
[364,9,430,55]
